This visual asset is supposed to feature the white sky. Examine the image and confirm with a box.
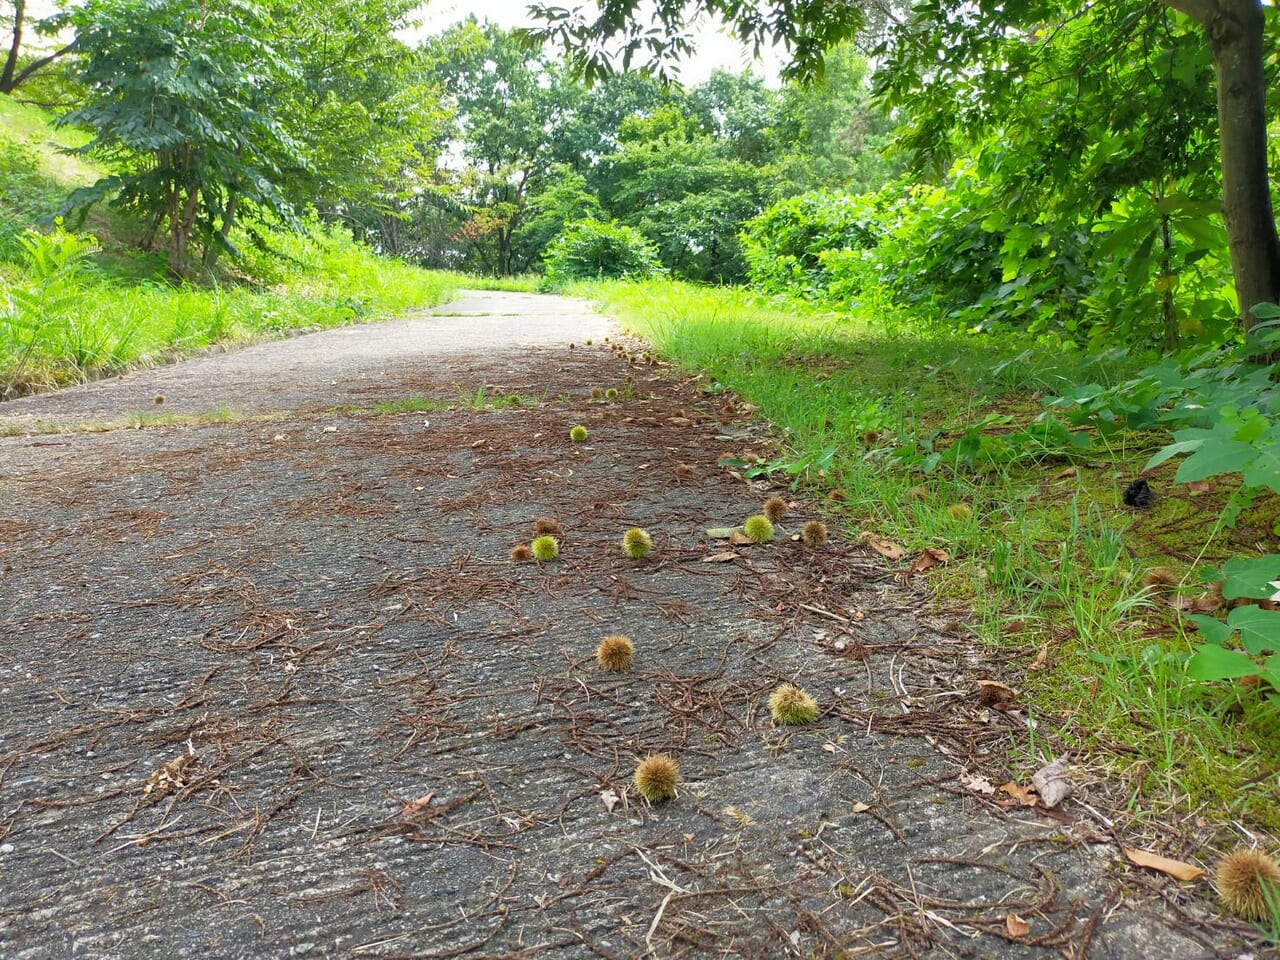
[414,0,784,86]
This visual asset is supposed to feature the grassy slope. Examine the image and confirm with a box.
[584,278,1280,839]
[0,94,458,396]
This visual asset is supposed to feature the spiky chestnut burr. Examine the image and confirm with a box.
[534,517,562,537]
[763,496,787,523]
[1216,847,1280,922]
[596,635,634,672]
[634,754,680,803]
[530,535,559,561]
[769,683,818,725]
[510,544,534,562]
[801,520,827,547]
[623,527,653,559]
[570,425,588,442]
[743,514,774,544]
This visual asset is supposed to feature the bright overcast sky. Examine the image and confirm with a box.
[415,0,785,86]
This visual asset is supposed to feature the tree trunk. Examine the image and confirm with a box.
[1,0,25,94]
[1165,0,1280,328]
[1211,0,1280,327]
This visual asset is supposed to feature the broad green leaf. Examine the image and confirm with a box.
[1217,555,1280,600]
[1226,604,1280,654]
[1186,644,1260,682]
[1174,438,1258,483]
[1187,614,1234,645]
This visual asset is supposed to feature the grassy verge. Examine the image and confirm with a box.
[436,273,542,293]
[0,226,458,397]
[583,278,1280,837]
[0,93,460,397]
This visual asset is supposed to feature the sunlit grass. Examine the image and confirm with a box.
[584,277,1280,834]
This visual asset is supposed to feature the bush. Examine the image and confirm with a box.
[540,220,665,289]
[740,190,882,297]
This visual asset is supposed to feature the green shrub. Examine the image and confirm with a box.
[540,220,665,290]
[741,190,882,298]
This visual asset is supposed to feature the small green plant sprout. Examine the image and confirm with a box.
[623,527,653,559]
[605,387,618,399]
[801,520,828,548]
[596,634,635,672]
[769,683,818,725]
[570,424,589,442]
[530,535,560,561]
[534,517,562,537]
[763,496,787,523]
[1216,847,1280,923]
[510,543,534,562]
[634,754,680,803]
[947,503,973,521]
[743,514,774,544]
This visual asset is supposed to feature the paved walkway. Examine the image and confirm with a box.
[0,293,1238,958]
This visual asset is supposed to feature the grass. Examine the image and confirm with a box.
[436,273,541,293]
[0,92,461,397]
[584,277,1280,837]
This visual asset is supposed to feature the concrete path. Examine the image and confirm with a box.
[0,292,1243,958]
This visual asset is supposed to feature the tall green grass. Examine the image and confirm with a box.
[0,225,457,397]
[585,278,1280,835]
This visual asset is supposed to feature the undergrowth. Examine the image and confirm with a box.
[585,278,1280,836]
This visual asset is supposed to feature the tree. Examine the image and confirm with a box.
[529,0,1279,326]
[424,19,580,275]
[1,0,78,95]
[595,104,767,282]
[62,0,305,276]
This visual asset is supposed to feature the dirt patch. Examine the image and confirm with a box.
[0,294,1249,958]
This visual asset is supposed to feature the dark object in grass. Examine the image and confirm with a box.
[1123,479,1154,508]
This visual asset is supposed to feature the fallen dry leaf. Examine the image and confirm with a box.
[850,801,871,814]
[1054,466,1078,480]
[999,781,1037,807]
[827,488,847,502]
[976,679,1017,706]
[1123,847,1207,882]
[1028,645,1048,671]
[702,551,739,563]
[1006,914,1031,937]
[1030,757,1074,809]
[1185,480,1212,495]
[958,771,997,796]
[402,791,436,817]
[906,546,950,578]
[600,789,621,813]
[143,745,196,797]
[728,532,754,546]
[855,532,908,561]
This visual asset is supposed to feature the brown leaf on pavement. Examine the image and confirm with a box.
[1006,914,1031,937]
[1123,847,1207,882]
[999,781,1037,807]
[702,551,739,563]
[855,531,908,561]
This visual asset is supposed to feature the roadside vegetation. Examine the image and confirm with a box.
[2,0,1278,881]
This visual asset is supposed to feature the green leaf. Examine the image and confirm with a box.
[1186,644,1260,682]
[1187,614,1235,645]
[1174,437,1259,483]
[1216,555,1280,600]
[1226,604,1280,655]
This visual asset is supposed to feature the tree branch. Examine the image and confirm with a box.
[1157,0,1222,26]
